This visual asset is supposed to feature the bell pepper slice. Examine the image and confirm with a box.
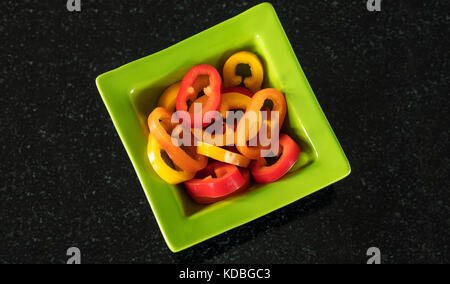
[223,51,264,93]
[197,141,251,168]
[176,64,222,127]
[235,140,271,160]
[187,95,208,115]
[222,86,254,97]
[241,88,287,141]
[190,92,250,119]
[185,162,249,204]
[148,107,207,172]
[234,107,272,160]
[188,92,246,146]
[191,122,235,146]
[190,168,250,204]
[158,82,180,112]
[147,134,195,184]
[219,92,251,119]
[250,134,300,184]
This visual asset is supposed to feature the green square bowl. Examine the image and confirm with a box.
[96,3,350,252]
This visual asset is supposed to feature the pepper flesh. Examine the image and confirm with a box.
[240,88,286,141]
[148,107,207,172]
[235,138,271,160]
[147,134,195,184]
[197,141,251,168]
[189,92,250,119]
[250,134,300,184]
[222,86,254,97]
[190,168,250,204]
[223,51,263,93]
[176,64,222,127]
[235,88,287,159]
[158,82,180,112]
[184,162,249,204]
[191,122,235,146]
[219,92,251,119]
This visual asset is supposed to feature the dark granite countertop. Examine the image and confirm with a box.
[1,0,449,263]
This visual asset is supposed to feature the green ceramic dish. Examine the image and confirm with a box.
[96,3,350,252]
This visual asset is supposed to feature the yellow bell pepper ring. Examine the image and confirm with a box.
[157,82,181,112]
[147,134,195,184]
[223,51,264,93]
[219,92,251,118]
[197,141,251,168]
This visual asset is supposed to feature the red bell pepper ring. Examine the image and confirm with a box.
[176,64,222,127]
[185,162,249,204]
[189,168,250,204]
[250,134,300,184]
[222,86,254,97]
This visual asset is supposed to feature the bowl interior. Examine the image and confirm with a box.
[129,36,317,217]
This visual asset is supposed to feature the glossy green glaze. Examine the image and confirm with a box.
[96,3,350,252]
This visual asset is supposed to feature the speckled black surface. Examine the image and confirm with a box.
[1,0,449,264]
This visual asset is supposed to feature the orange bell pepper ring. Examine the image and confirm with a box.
[235,108,274,160]
[235,134,272,160]
[223,51,264,93]
[237,88,287,142]
[235,88,287,159]
[219,92,251,119]
[147,107,207,173]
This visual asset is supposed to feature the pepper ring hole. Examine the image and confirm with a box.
[235,63,252,78]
